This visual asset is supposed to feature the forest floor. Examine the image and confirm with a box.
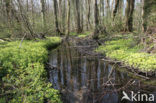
[70,32,156,77]
[0,32,156,102]
[0,37,62,103]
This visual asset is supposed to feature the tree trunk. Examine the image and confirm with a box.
[101,0,105,25]
[17,0,35,38]
[27,0,29,12]
[5,0,12,35]
[106,0,110,18]
[40,0,47,32]
[62,0,66,33]
[31,0,35,28]
[59,0,62,31]
[75,0,82,33]
[118,0,123,13]
[53,0,61,35]
[66,0,70,38]
[125,0,135,32]
[81,0,84,32]
[113,0,120,20]
[93,0,99,40]
[87,0,91,30]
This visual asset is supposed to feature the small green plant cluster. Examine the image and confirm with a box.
[69,31,91,37]
[78,31,91,38]
[96,37,156,72]
[0,37,62,103]
[69,32,77,36]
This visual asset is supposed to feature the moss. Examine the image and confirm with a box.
[78,34,87,38]
[78,31,91,38]
[69,32,77,36]
[96,36,156,72]
[0,37,62,103]
[69,31,91,37]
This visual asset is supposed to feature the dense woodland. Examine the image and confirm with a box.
[0,0,156,103]
[0,0,155,39]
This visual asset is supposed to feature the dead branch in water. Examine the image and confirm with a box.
[96,79,134,102]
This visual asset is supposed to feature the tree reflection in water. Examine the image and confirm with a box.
[48,42,156,103]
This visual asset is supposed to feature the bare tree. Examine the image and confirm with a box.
[53,0,62,35]
[5,0,12,35]
[125,0,135,32]
[40,0,47,32]
[75,0,82,33]
[62,0,66,33]
[26,0,29,12]
[113,0,120,20]
[106,0,111,18]
[66,0,71,38]
[17,0,35,38]
[31,0,35,28]
[93,0,99,40]
[87,0,92,30]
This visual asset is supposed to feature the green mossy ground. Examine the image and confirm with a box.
[70,31,91,38]
[96,35,156,72]
[77,31,91,38]
[0,37,62,103]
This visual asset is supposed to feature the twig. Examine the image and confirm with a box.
[19,33,27,48]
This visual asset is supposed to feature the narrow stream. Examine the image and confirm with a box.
[48,42,156,103]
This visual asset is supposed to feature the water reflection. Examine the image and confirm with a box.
[49,42,156,103]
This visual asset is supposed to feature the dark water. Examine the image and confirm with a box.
[48,42,156,103]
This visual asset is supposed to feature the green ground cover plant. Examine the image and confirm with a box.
[69,31,91,38]
[0,37,62,103]
[77,31,91,38]
[96,35,156,72]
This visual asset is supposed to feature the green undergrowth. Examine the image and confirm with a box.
[96,35,156,72]
[69,32,77,36]
[0,37,62,103]
[69,31,91,38]
[78,31,91,38]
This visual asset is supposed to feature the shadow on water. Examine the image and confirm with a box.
[48,42,156,103]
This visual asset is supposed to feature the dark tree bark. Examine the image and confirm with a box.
[113,0,120,20]
[125,0,135,32]
[102,0,105,17]
[5,0,11,34]
[53,0,61,35]
[75,0,82,33]
[93,0,99,40]
[5,0,11,18]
